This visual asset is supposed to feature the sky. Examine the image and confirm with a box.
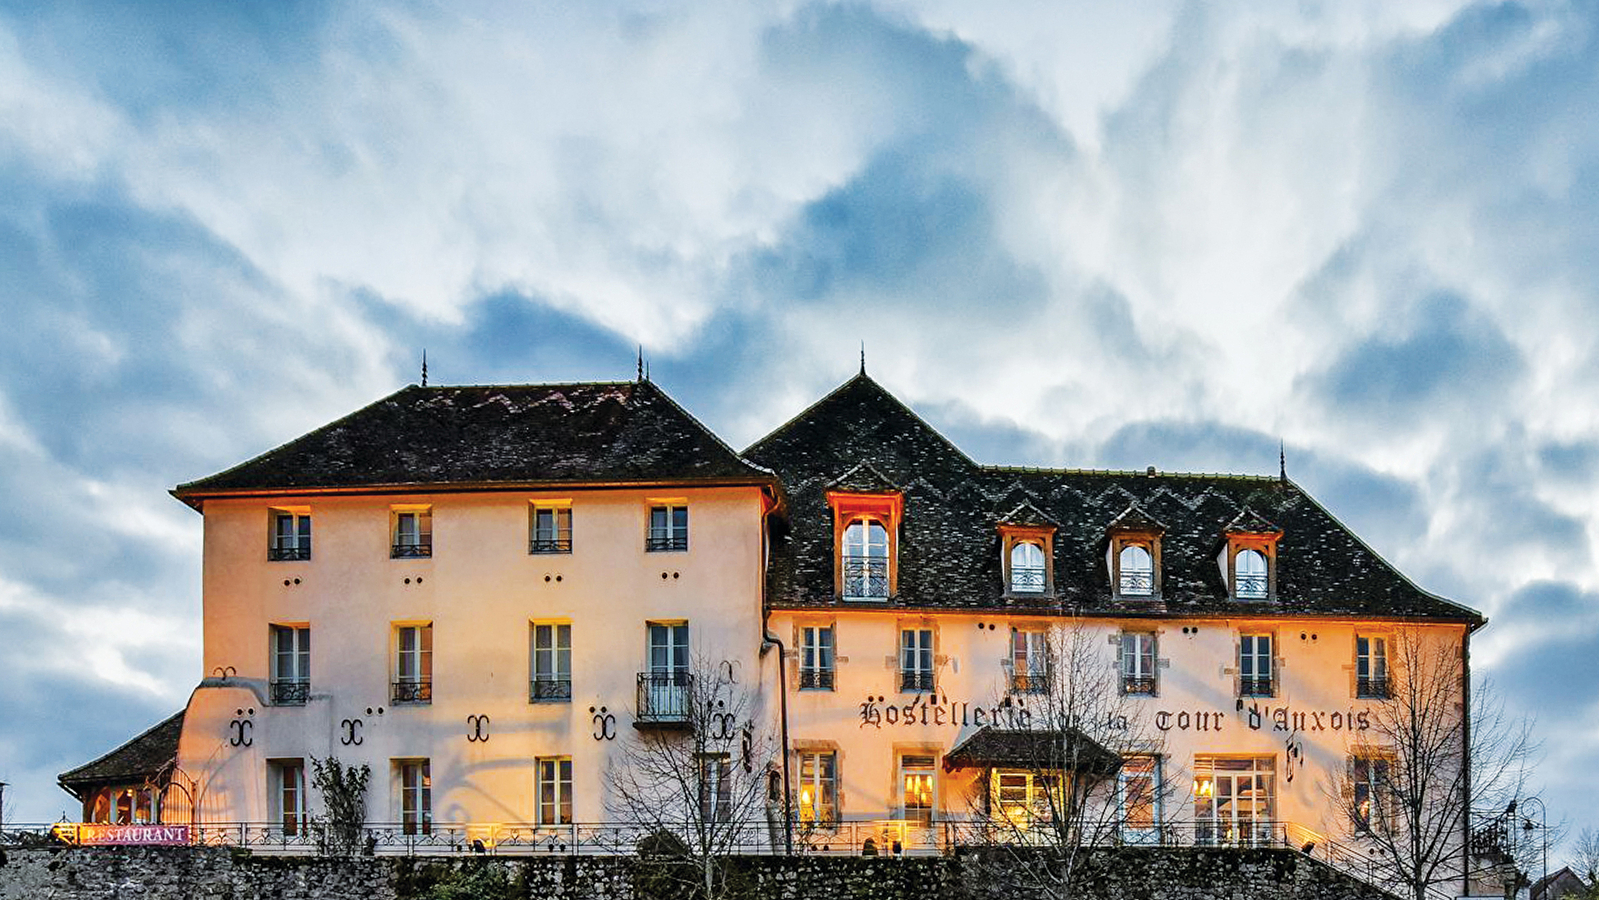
[1,0,1596,857]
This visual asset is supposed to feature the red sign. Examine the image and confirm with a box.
[69,824,191,846]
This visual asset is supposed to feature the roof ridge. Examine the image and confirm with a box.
[58,709,184,782]
[631,379,776,480]
[982,464,1280,481]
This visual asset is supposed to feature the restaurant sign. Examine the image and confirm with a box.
[66,824,191,846]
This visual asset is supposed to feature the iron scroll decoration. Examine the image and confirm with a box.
[340,718,363,746]
[466,714,491,743]
[228,708,255,747]
[709,699,737,741]
[590,706,616,741]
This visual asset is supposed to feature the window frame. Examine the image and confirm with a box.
[828,491,902,601]
[529,502,573,554]
[899,753,938,825]
[1223,530,1281,601]
[1349,752,1394,831]
[270,624,311,706]
[799,624,835,691]
[646,503,689,552]
[899,626,935,693]
[390,506,433,559]
[397,759,432,836]
[269,759,306,837]
[1118,755,1163,844]
[536,756,574,825]
[1010,627,1049,694]
[840,516,891,600]
[1119,631,1158,695]
[697,753,733,823]
[268,508,311,562]
[530,621,572,703]
[1238,632,1275,698]
[797,750,838,827]
[393,622,434,704]
[1356,634,1391,699]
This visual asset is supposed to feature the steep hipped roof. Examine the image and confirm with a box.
[745,373,1483,625]
[175,381,773,505]
[945,726,1122,776]
[58,711,184,797]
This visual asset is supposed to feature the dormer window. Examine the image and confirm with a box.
[1222,509,1281,600]
[1118,544,1154,596]
[829,489,902,602]
[1009,542,1046,593]
[1234,549,1268,598]
[998,505,1057,598]
[1107,502,1165,600]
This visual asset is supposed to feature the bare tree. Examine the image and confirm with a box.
[1570,827,1599,899]
[605,653,776,900]
[1329,629,1536,900]
[960,619,1171,898]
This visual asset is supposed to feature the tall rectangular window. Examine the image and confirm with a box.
[798,751,837,825]
[270,760,306,837]
[537,757,574,825]
[647,505,688,552]
[642,622,691,722]
[269,510,311,561]
[900,754,937,825]
[900,628,934,692]
[399,760,431,835]
[1011,628,1048,694]
[394,624,433,703]
[530,505,573,554]
[1351,755,1391,830]
[1119,756,1162,844]
[1239,633,1273,697]
[391,507,433,558]
[1194,756,1274,846]
[530,623,572,702]
[800,625,834,690]
[270,625,310,705]
[1120,632,1157,695]
[697,754,732,823]
[1357,636,1390,698]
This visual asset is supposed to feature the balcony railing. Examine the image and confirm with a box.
[270,680,310,705]
[1010,671,1049,694]
[1239,677,1273,698]
[1118,570,1154,596]
[842,556,889,600]
[900,670,935,693]
[529,537,573,554]
[645,533,687,552]
[1121,675,1158,695]
[392,680,432,703]
[530,677,572,702]
[799,668,834,690]
[391,541,432,559]
[268,546,310,562]
[1009,566,1046,593]
[636,671,692,726]
[1234,573,1268,599]
[1357,676,1391,699]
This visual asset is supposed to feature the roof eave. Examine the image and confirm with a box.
[172,474,781,510]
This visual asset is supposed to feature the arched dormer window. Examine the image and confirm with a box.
[842,517,890,600]
[1234,548,1268,599]
[1221,508,1281,601]
[1009,541,1046,593]
[1118,544,1154,597]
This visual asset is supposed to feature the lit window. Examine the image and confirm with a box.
[842,517,890,600]
[530,623,572,702]
[900,755,937,825]
[537,757,573,825]
[1009,542,1046,593]
[798,751,837,826]
[1239,633,1273,697]
[800,625,834,690]
[647,504,688,552]
[1120,632,1157,695]
[391,507,432,558]
[1357,635,1390,698]
[1119,756,1162,844]
[992,769,1061,826]
[393,624,433,703]
[697,754,732,823]
[269,509,311,561]
[1118,544,1154,596]
[530,505,572,554]
[1234,548,1268,599]
[1350,754,1391,830]
[900,628,934,692]
[1010,628,1048,694]
[398,759,431,835]
[270,625,310,706]
[270,759,306,837]
[1194,756,1274,846]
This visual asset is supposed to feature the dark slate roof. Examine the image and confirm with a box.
[944,726,1121,775]
[745,373,1484,624]
[58,711,184,795]
[175,381,773,503]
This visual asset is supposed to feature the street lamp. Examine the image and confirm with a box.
[1520,796,1547,898]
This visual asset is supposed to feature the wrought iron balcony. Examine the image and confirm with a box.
[1122,675,1158,696]
[636,671,693,727]
[1357,676,1390,699]
[1233,573,1268,599]
[270,680,310,705]
[645,533,687,552]
[528,537,573,554]
[1009,566,1046,593]
[392,680,432,703]
[391,540,432,559]
[842,556,889,600]
[530,677,572,702]
[1238,677,1273,698]
[799,668,834,690]
[268,546,311,562]
[1011,672,1050,694]
[900,671,935,693]
[1118,570,1154,596]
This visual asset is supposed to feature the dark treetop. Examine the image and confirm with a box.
[744,373,1483,625]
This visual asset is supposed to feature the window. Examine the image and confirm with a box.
[1008,542,1046,593]
[1350,754,1391,830]
[1120,632,1157,695]
[391,507,432,558]
[697,754,732,823]
[1119,756,1162,844]
[529,504,573,554]
[800,625,834,690]
[1194,756,1274,846]
[1010,628,1048,694]
[842,517,890,600]
[399,760,432,835]
[992,770,1061,827]
[647,504,688,552]
[900,755,937,825]
[1239,633,1273,697]
[270,760,306,836]
[1233,548,1268,599]
[798,751,838,825]
[1118,544,1154,596]
[640,622,690,722]
[537,757,574,825]
[269,509,311,561]
[394,624,433,703]
[1357,635,1390,698]
[900,627,934,692]
[270,625,310,705]
[530,623,572,702]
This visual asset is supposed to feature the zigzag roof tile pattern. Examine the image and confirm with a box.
[745,373,1482,624]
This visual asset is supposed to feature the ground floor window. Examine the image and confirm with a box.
[398,759,432,835]
[991,769,1062,828]
[1193,756,1274,846]
[1118,755,1162,844]
[798,750,837,825]
[270,759,306,836]
[900,754,937,825]
[537,757,573,825]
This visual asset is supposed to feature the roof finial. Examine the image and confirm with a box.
[1279,440,1287,483]
[421,349,428,387]
[645,360,650,382]
[637,345,644,382]
[860,341,866,375]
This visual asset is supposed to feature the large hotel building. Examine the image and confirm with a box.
[58,371,1486,880]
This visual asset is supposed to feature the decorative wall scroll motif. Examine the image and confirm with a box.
[228,708,255,747]
[210,666,237,680]
[340,718,363,746]
[589,706,616,741]
[466,714,491,743]
[709,699,737,741]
